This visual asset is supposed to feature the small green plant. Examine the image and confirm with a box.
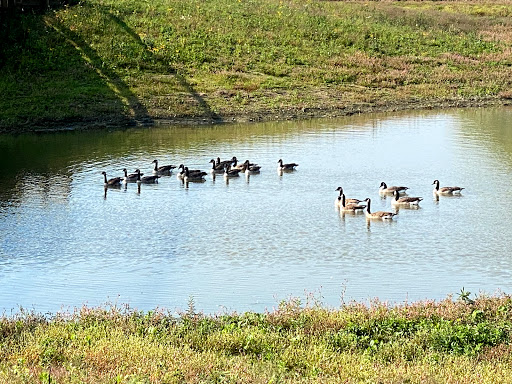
[458,287,475,305]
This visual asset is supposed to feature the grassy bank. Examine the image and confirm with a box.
[1,294,512,383]
[2,0,512,132]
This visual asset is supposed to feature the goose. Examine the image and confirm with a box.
[379,182,409,195]
[122,168,141,183]
[363,198,397,220]
[432,179,464,195]
[177,164,203,179]
[335,187,363,205]
[184,167,207,182]
[135,169,160,184]
[101,171,122,187]
[224,164,241,178]
[277,159,298,171]
[391,190,423,206]
[232,157,257,170]
[209,159,226,174]
[241,160,261,174]
[216,157,235,168]
[231,157,245,170]
[152,159,176,175]
[338,193,366,212]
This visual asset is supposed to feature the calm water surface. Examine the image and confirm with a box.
[1,108,512,314]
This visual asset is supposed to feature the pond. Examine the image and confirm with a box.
[1,108,512,315]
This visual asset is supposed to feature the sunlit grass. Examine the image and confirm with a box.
[2,0,512,130]
[1,293,512,382]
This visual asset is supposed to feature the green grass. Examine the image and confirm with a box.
[2,0,512,131]
[2,294,512,382]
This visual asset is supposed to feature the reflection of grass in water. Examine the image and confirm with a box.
[3,0,512,129]
[2,294,512,382]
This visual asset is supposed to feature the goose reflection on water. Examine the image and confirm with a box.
[103,183,127,199]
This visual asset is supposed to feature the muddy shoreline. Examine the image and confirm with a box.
[3,97,511,134]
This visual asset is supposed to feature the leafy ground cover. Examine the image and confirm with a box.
[2,0,512,131]
[1,293,512,383]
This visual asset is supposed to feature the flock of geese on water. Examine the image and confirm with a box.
[101,157,293,189]
[335,180,464,220]
[102,157,464,220]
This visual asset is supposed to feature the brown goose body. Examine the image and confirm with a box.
[364,198,397,220]
[339,194,366,212]
[216,157,235,168]
[241,160,261,174]
[177,164,204,179]
[152,159,176,175]
[122,168,141,183]
[335,187,362,206]
[379,182,409,194]
[184,167,207,182]
[277,159,298,171]
[136,169,160,184]
[224,164,241,178]
[432,179,464,195]
[210,159,226,174]
[391,190,423,206]
[102,171,122,186]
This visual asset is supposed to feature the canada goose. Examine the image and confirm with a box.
[224,164,241,178]
[335,187,363,205]
[152,159,176,175]
[241,160,261,174]
[101,171,122,187]
[232,157,257,170]
[135,169,160,184]
[177,164,203,179]
[216,157,235,168]
[379,182,409,194]
[231,157,245,170]
[277,159,298,171]
[209,159,226,174]
[338,193,366,212]
[432,180,464,195]
[391,190,423,206]
[122,168,141,183]
[364,198,397,220]
[184,167,207,182]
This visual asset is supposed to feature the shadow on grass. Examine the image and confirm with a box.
[103,8,221,123]
[0,2,221,130]
[52,19,155,126]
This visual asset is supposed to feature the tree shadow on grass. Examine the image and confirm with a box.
[102,8,221,123]
[50,18,155,126]
[0,2,221,130]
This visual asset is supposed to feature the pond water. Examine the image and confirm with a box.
[1,108,512,315]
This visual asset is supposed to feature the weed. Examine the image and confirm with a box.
[2,295,512,381]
